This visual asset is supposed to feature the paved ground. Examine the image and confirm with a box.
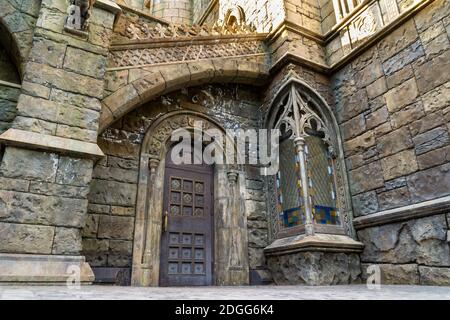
[0,285,449,300]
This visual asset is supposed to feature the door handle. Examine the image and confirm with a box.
[162,210,168,232]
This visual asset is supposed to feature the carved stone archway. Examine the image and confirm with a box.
[131,110,250,286]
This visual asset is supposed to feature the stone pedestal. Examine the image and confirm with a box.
[0,254,94,284]
[264,234,364,285]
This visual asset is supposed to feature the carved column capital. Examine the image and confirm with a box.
[148,157,160,173]
[227,170,239,185]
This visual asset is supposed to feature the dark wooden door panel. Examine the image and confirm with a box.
[160,160,213,287]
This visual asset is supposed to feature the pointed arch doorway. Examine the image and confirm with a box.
[131,111,250,287]
[160,145,214,286]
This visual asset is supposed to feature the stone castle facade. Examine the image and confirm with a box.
[0,0,449,286]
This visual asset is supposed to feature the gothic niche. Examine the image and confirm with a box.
[65,0,95,34]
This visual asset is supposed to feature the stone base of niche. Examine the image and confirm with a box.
[264,233,364,285]
[0,253,94,285]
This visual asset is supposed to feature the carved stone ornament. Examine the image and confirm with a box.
[124,20,258,41]
[109,40,266,67]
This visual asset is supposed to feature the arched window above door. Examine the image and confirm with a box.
[266,79,352,240]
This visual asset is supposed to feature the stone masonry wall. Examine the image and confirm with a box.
[331,0,450,285]
[84,84,270,285]
[0,0,118,269]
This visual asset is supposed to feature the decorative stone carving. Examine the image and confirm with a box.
[124,21,257,41]
[108,41,266,68]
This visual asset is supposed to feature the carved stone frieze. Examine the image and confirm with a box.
[108,41,266,68]
[123,20,258,41]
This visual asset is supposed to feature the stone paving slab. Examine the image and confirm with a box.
[0,285,449,300]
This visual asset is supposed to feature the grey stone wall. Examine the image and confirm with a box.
[85,84,270,285]
[331,0,450,285]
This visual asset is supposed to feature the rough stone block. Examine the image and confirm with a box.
[0,222,54,254]
[88,179,137,206]
[349,161,384,195]
[52,227,82,255]
[361,263,419,284]
[108,240,132,267]
[384,78,419,113]
[63,47,106,79]
[0,190,87,227]
[413,50,450,94]
[358,214,449,266]
[352,191,379,217]
[56,156,93,186]
[0,147,58,182]
[407,163,450,202]
[419,266,450,286]
[381,149,418,180]
[377,186,411,211]
[97,215,134,240]
[377,126,413,157]
[412,126,449,155]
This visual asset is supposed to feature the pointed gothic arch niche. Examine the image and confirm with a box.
[131,110,250,286]
[223,6,246,27]
[265,78,354,241]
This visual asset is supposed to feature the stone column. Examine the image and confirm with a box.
[214,167,249,285]
[0,0,121,284]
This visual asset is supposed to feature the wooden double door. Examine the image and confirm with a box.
[159,155,214,286]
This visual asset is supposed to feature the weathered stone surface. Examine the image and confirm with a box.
[358,214,449,266]
[342,114,366,140]
[30,37,65,68]
[382,40,424,75]
[248,247,266,269]
[0,190,87,227]
[29,181,89,198]
[419,266,450,286]
[248,228,268,247]
[89,180,137,207]
[413,50,450,94]
[0,222,54,254]
[267,252,361,285]
[25,62,104,99]
[391,101,425,129]
[245,200,267,221]
[366,77,387,99]
[407,163,450,202]
[52,227,82,255]
[384,78,419,113]
[0,177,30,192]
[413,126,449,155]
[110,206,135,216]
[97,215,134,240]
[380,149,418,180]
[416,145,450,170]
[377,186,411,211]
[377,126,413,157]
[409,111,444,136]
[385,64,414,89]
[335,89,368,123]
[82,238,108,267]
[378,19,419,62]
[361,263,419,284]
[365,106,388,130]
[63,47,106,79]
[0,147,58,182]
[82,213,99,237]
[352,191,379,217]
[50,88,102,111]
[56,157,93,187]
[108,240,132,267]
[349,161,384,195]
[343,131,375,156]
[92,166,138,184]
[421,81,450,113]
